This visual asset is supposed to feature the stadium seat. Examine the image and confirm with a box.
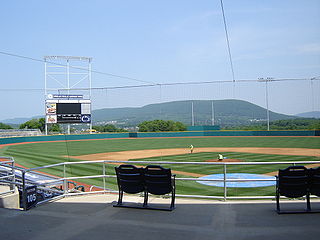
[276,166,310,214]
[309,167,320,197]
[113,164,146,208]
[113,164,176,211]
[308,167,320,212]
[144,165,176,211]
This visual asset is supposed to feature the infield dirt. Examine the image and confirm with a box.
[67,147,320,177]
[68,147,320,161]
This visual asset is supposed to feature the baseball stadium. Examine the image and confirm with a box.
[1,130,320,238]
[1,1,320,239]
[1,132,320,197]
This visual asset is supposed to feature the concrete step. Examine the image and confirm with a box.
[0,185,20,209]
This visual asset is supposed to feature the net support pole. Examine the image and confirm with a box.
[265,79,271,131]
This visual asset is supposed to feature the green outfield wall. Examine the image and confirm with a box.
[0,133,130,145]
[0,130,319,146]
[187,126,221,131]
[135,130,319,138]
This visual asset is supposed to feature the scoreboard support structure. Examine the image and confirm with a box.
[44,56,92,135]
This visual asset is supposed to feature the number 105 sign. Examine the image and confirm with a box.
[25,186,38,210]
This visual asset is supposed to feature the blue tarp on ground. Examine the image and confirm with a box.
[197,173,276,188]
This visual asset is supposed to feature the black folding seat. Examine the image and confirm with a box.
[276,166,310,214]
[113,164,146,208]
[144,165,176,211]
[309,167,320,197]
[308,167,320,212]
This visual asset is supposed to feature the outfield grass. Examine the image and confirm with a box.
[1,136,319,198]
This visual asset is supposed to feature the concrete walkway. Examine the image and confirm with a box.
[0,194,320,240]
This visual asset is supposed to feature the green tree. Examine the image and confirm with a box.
[39,118,46,132]
[222,118,320,130]
[20,118,43,130]
[19,118,46,132]
[103,124,118,132]
[92,124,127,132]
[49,124,61,132]
[138,120,186,132]
[0,122,13,129]
[92,125,103,132]
[19,118,62,132]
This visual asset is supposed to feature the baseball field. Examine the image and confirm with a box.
[1,136,319,197]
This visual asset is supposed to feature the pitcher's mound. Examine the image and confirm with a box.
[205,159,242,162]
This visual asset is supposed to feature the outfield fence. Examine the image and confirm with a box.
[1,77,320,133]
[14,159,320,210]
[0,129,42,138]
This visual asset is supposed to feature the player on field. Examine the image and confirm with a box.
[190,145,194,154]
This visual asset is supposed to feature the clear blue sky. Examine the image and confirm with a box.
[0,0,319,120]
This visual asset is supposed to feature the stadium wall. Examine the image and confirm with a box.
[135,130,318,138]
[187,126,221,131]
[0,130,318,146]
[0,133,130,145]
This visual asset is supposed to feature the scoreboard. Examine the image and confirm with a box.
[46,99,91,124]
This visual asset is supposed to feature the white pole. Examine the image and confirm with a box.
[159,84,162,116]
[310,79,315,113]
[89,59,92,98]
[211,101,215,126]
[44,60,48,135]
[265,79,270,131]
[67,60,70,135]
[44,60,47,97]
[191,101,194,126]
[89,59,92,133]
[67,60,70,94]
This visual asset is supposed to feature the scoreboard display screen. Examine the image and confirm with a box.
[57,114,82,123]
[46,99,91,124]
[56,103,81,114]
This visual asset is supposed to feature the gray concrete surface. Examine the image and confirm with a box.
[0,194,319,240]
[0,185,19,209]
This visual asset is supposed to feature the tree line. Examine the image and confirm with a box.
[0,118,319,132]
[138,120,186,132]
[92,124,127,132]
[223,118,320,130]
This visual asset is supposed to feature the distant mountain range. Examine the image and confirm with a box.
[2,99,317,127]
[1,117,42,125]
[92,99,295,127]
[295,111,320,119]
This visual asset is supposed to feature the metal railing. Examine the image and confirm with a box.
[0,156,16,196]
[18,159,320,210]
